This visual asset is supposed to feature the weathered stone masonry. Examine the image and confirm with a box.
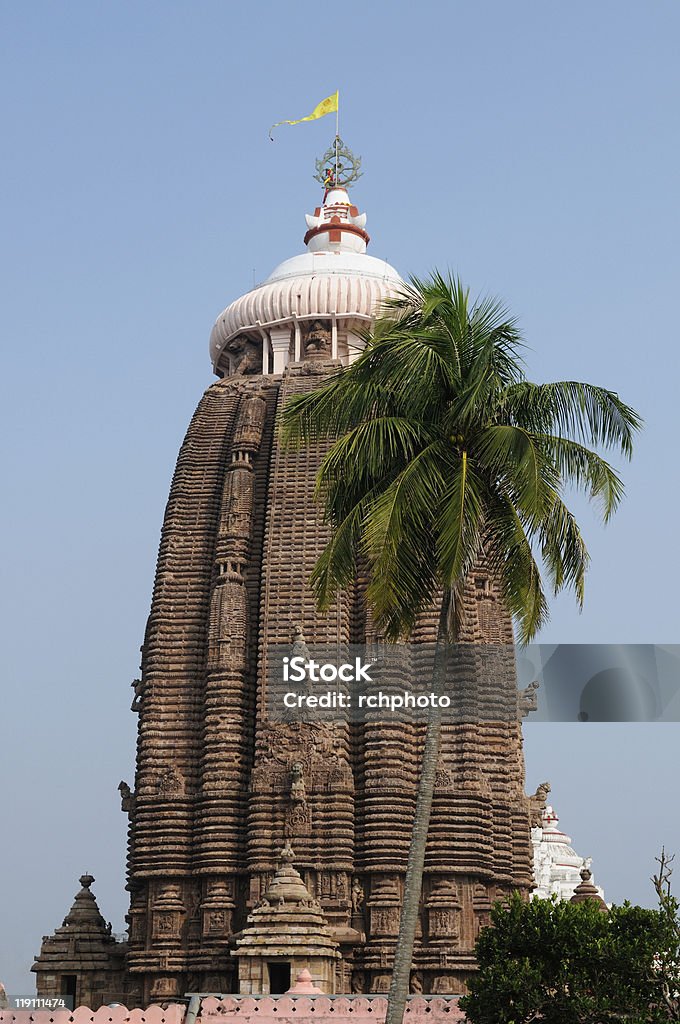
[34,181,535,1007]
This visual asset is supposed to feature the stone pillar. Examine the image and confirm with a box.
[270,326,291,374]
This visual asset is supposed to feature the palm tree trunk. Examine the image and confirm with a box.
[384,589,454,1024]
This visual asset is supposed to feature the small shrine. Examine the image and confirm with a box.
[234,843,340,994]
[32,875,126,1007]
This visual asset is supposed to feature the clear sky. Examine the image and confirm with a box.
[2,0,679,997]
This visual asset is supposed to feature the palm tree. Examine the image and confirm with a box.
[281,273,641,1024]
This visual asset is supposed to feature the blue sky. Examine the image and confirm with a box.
[2,0,679,996]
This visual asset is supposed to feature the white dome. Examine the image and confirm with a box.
[209,189,405,376]
[531,805,606,903]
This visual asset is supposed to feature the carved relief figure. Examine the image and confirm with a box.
[519,678,540,716]
[118,781,135,813]
[130,677,144,712]
[156,913,175,934]
[226,335,262,375]
[289,762,306,803]
[302,320,331,357]
[410,971,424,994]
[351,971,366,994]
[529,780,551,827]
[156,766,185,797]
[290,623,310,662]
[351,877,365,915]
[207,911,226,933]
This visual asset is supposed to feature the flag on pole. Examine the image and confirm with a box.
[269,91,339,140]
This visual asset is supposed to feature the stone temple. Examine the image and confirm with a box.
[33,160,540,1008]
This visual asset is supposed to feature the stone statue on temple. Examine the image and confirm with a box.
[529,781,552,827]
[519,679,540,717]
[226,335,262,375]
[302,320,331,357]
[290,762,306,803]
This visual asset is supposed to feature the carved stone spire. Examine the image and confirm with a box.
[32,875,126,1007]
[570,862,609,911]
[234,845,340,994]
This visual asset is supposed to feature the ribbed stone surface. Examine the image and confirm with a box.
[34,180,536,1007]
[110,361,533,1003]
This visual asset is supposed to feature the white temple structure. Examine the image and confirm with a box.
[531,805,606,903]
[209,184,403,377]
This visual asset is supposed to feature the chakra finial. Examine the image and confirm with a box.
[314,137,363,191]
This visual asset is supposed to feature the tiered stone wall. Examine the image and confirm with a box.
[125,364,534,998]
[35,363,534,1004]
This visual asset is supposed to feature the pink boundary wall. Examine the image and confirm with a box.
[0,1007,185,1024]
[198,995,465,1023]
[0,996,465,1024]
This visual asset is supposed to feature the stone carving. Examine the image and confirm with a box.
[351,971,366,994]
[118,781,135,813]
[529,780,552,827]
[370,907,400,936]
[279,840,295,862]
[150,976,180,999]
[256,721,347,780]
[156,913,175,934]
[151,885,185,944]
[410,971,424,994]
[233,391,267,450]
[351,878,365,914]
[290,623,311,662]
[519,678,540,716]
[155,766,185,797]
[302,320,332,357]
[227,335,262,375]
[432,975,456,994]
[285,798,312,835]
[290,762,306,802]
[130,677,144,712]
[284,765,311,835]
[427,878,461,943]
[208,911,226,932]
[37,369,535,1004]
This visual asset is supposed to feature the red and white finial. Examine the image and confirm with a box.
[304,188,369,254]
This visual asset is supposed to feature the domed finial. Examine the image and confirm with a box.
[570,859,607,911]
[79,873,95,889]
[287,968,324,994]
[542,805,559,829]
[304,155,370,255]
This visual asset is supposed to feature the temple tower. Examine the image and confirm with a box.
[35,148,535,1006]
[32,876,126,1007]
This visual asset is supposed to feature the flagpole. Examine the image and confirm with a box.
[335,90,340,184]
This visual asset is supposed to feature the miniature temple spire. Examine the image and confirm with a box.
[234,844,340,994]
[32,875,126,1006]
[570,861,609,911]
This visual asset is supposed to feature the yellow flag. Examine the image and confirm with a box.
[269,91,338,139]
